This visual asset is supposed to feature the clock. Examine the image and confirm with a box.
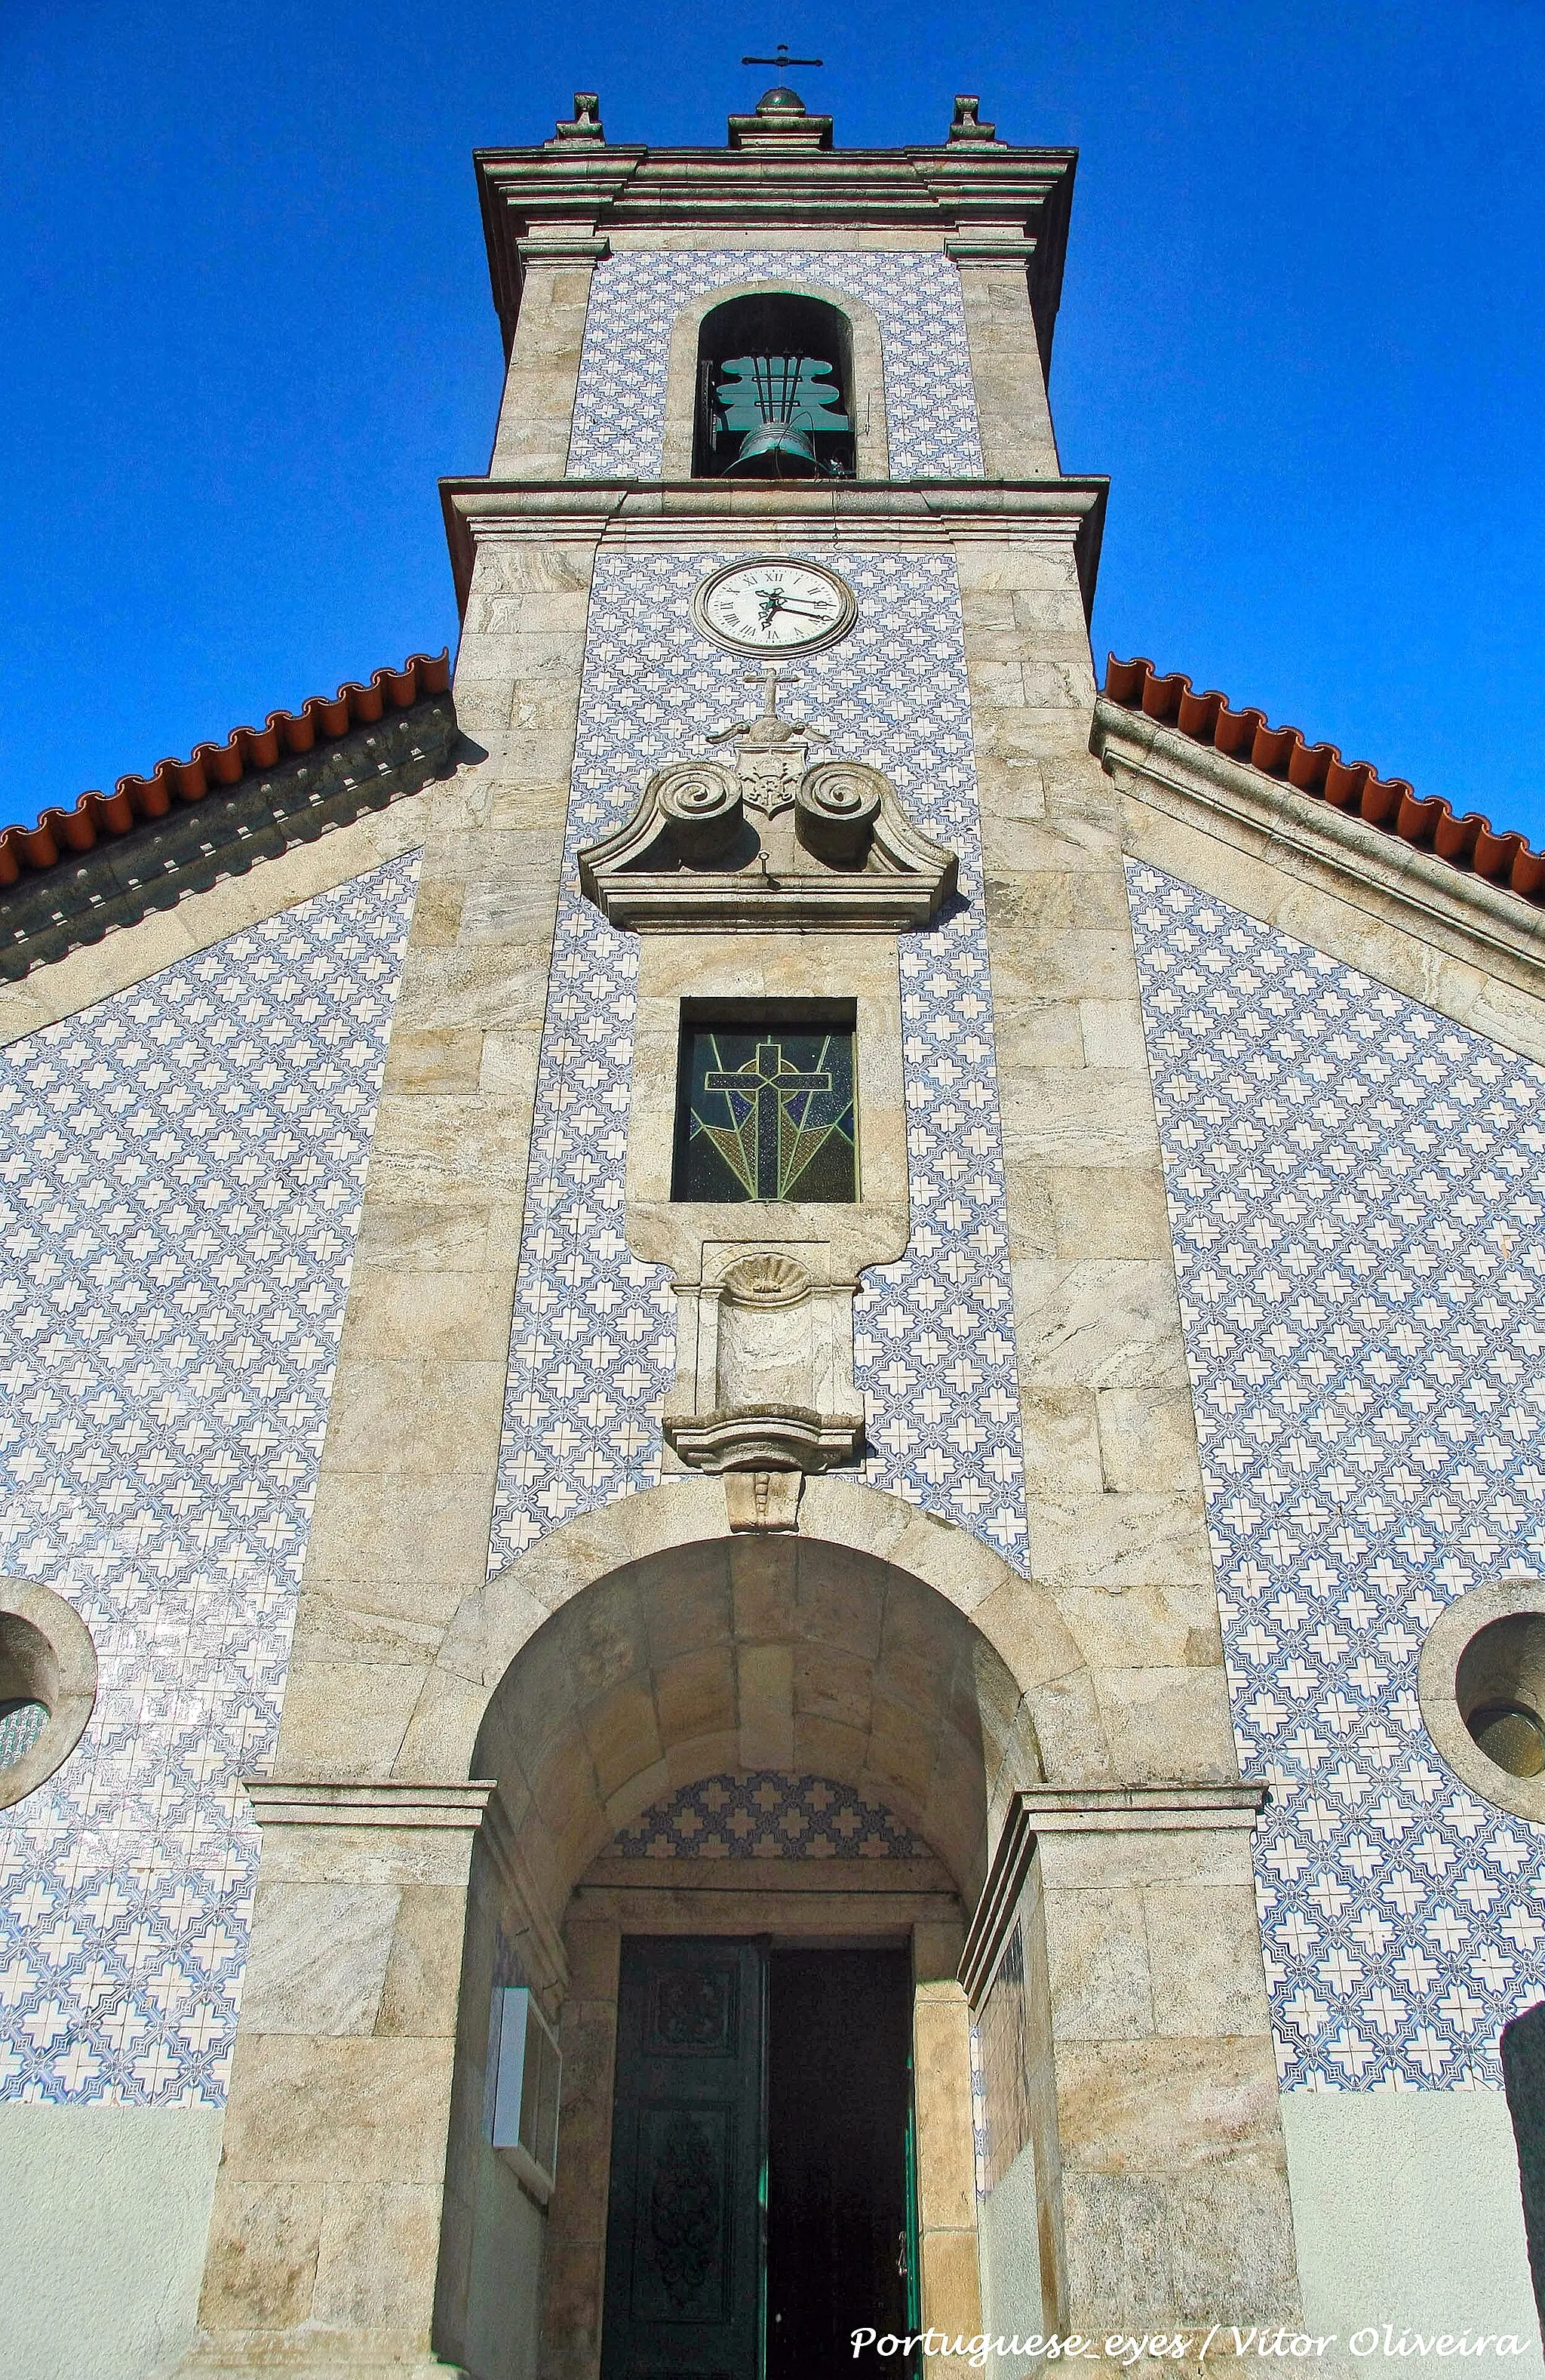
[692,558,858,656]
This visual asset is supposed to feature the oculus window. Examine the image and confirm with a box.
[674,1011,856,1203]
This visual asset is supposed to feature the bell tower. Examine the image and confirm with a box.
[178,81,1300,2380]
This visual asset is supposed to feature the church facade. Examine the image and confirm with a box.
[2,82,1544,2380]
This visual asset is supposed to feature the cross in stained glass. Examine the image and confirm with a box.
[708,1039,831,1194]
[674,1021,856,1203]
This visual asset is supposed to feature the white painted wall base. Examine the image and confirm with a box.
[7,2089,1539,2376]
[0,2105,223,2380]
[1283,2091,1542,2369]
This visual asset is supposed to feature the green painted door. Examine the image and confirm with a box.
[600,1938,769,2380]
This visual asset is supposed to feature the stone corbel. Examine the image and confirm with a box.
[662,1250,863,1478]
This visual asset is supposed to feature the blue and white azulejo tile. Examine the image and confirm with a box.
[566,250,984,481]
[486,548,1027,1576]
[0,854,419,2104]
[1129,862,1545,2092]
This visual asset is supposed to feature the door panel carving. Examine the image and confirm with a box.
[640,2107,731,2317]
[603,1939,766,2380]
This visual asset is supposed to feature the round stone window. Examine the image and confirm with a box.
[1418,1579,1545,1823]
[0,1579,97,1810]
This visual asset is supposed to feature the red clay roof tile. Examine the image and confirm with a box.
[1104,656,1545,907]
[1,652,452,890]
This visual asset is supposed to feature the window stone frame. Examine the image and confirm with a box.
[0,1576,97,1809]
[1417,1574,1545,1825]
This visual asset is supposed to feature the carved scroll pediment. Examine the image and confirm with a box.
[577,754,957,932]
[576,666,958,933]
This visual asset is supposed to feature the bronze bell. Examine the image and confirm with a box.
[724,421,819,476]
[711,349,849,478]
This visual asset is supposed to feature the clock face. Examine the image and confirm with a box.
[692,559,858,656]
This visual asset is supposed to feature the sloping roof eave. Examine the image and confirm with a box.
[5,652,452,889]
[1102,657,1545,909]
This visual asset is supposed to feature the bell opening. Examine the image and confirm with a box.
[693,294,857,481]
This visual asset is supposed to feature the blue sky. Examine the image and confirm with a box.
[3,0,1541,842]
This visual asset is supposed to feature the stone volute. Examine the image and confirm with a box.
[576,666,958,933]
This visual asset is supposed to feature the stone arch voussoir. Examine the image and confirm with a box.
[395,1478,1107,1919]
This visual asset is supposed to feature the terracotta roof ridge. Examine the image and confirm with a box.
[2,650,452,889]
[1103,656,1545,909]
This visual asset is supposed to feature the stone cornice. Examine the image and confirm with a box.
[440,475,1107,616]
[1006,1784,1269,1831]
[1096,696,1545,1007]
[581,1854,956,1893]
[515,232,612,267]
[243,1779,572,1998]
[960,1783,1267,2003]
[472,141,1076,360]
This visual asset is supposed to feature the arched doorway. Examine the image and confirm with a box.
[183,1476,1291,2380]
[441,1526,1045,2380]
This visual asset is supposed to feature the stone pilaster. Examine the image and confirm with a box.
[180,1782,495,2378]
[963,1788,1299,2339]
[946,235,1061,476]
[271,521,597,1785]
[536,1919,621,2380]
[489,240,608,478]
[955,516,1237,1791]
[913,1918,985,2380]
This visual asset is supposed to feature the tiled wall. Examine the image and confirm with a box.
[486,547,1029,1576]
[0,856,419,2102]
[611,1770,930,1860]
[566,251,984,480]
[15,680,1538,2123]
[1129,863,1545,2089]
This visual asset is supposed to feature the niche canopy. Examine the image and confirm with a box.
[695,293,855,481]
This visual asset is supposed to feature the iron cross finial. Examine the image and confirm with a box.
[742,45,824,66]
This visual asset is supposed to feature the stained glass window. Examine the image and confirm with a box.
[674,1019,857,1203]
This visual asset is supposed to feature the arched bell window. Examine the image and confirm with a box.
[693,294,855,480]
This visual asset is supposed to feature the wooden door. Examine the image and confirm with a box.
[601,1938,768,2380]
[766,1948,914,2376]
